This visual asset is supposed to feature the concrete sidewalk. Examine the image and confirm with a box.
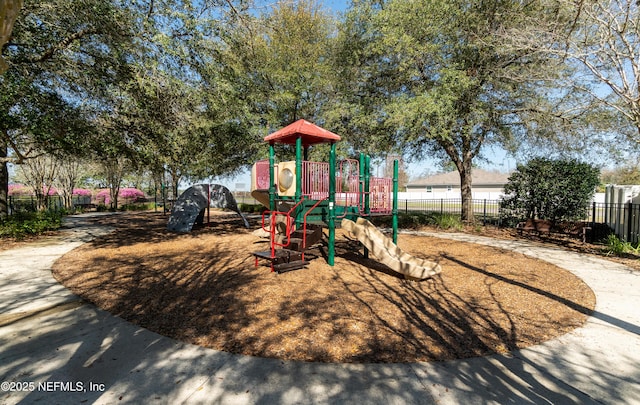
[0,214,639,404]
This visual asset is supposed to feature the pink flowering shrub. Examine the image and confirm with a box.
[95,189,111,205]
[72,188,92,197]
[7,184,57,196]
[95,188,146,205]
[8,184,30,196]
[45,187,58,196]
[119,188,145,202]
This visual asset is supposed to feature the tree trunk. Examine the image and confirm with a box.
[169,168,180,201]
[109,185,120,210]
[459,161,474,222]
[35,190,46,211]
[0,141,8,218]
[438,136,477,223]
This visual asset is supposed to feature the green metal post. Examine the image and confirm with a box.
[269,143,276,212]
[359,153,365,207]
[360,153,369,259]
[161,183,166,214]
[364,155,371,215]
[295,136,303,227]
[295,136,302,201]
[393,159,399,244]
[328,142,336,266]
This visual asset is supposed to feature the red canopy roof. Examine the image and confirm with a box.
[264,119,341,146]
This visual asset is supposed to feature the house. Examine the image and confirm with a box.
[404,169,511,200]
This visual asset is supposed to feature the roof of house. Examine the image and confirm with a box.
[407,169,511,187]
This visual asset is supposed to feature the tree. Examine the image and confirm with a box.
[500,1,640,155]
[501,158,600,222]
[601,162,640,185]
[53,156,84,211]
[101,156,128,210]
[383,155,409,188]
[119,1,263,196]
[14,154,57,211]
[332,0,581,221]
[0,0,21,73]
[0,0,137,217]
[214,0,336,130]
[562,0,640,144]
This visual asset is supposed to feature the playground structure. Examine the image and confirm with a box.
[167,184,249,233]
[341,217,442,279]
[251,119,441,279]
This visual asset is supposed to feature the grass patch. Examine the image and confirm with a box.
[239,203,267,213]
[0,211,62,239]
[119,202,157,211]
[372,212,464,231]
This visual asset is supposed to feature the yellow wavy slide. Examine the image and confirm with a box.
[341,217,442,280]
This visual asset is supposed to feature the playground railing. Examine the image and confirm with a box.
[369,177,393,214]
[261,197,307,258]
[254,160,271,190]
[302,161,330,198]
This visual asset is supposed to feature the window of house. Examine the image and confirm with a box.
[426,186,432,193]
[447,185,452,192]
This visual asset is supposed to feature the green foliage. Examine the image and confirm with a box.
[429,213,464,230]
[605,235,640,256]
[214,0,336,128]
[601,164,640,185]
[0,0,139,217]
[0,211,62,239]
[501,158,600,222]
[239,203,266,213]
[118,202,155,212]
[329,0,576,221]
[372,212,463,230]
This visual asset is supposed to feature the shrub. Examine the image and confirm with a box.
[371,212,463,230]
[119,188,146,202]
[429,212,463,230]
[72,188,92,197]
[96,188,146,206]
[119,202,155,211]
[0,211,62,239]
[605,235,640,256]
[501,158,600,222]
[95,189,111,205]
[239,203,266,213]
[8,184,30,196]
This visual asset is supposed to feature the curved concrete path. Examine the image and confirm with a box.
[0,214,639,404]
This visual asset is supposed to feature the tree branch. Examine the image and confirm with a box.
[28,27,97,63]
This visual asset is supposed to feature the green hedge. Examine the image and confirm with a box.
[0,211,63,239]
[371,212,463,230]
[239,203,267,213]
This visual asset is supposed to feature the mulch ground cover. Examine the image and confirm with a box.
[51,211,596,363]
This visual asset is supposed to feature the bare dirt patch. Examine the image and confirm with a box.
[52,212,596,363]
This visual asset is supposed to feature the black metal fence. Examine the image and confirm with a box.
[398,198,638,243]
[8,195,92,214]
[591,201,640,244]
[399,198,502,225]
[10,193,640,243]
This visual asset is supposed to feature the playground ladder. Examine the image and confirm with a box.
[253,198,325,273]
